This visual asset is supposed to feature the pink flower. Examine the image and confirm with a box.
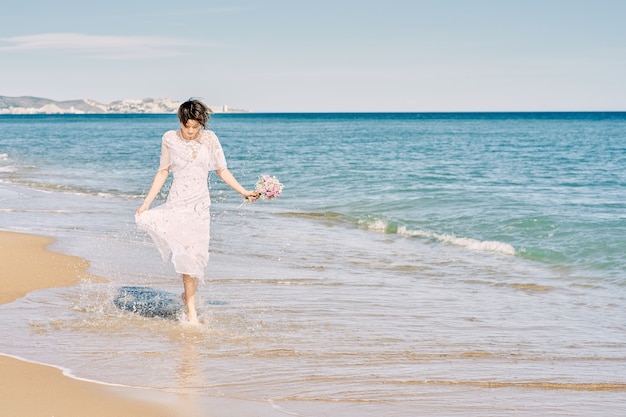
[255,175,284,200]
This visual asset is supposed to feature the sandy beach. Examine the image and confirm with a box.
[0,230,174,417]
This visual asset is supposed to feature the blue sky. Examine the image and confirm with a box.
[1,0,625,112]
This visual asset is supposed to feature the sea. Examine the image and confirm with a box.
[0,112,625,416]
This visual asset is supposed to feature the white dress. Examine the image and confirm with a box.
[135,129,227,280]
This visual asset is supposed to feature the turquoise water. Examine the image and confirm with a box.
[1,113,625,416]
[2,112,625,280]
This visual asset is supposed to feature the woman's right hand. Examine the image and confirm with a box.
[136,204,148,216]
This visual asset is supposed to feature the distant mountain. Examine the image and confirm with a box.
[0,96,247,114]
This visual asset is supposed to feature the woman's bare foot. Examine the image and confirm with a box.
[181,291,199,324]
[186,306,199,325]
[182,275,200,325]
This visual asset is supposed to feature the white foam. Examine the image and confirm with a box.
[358,218,389,232]
[0,153,14,172]
[398,226,516,256]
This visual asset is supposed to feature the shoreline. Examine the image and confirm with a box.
[0,230,177,416]
[0,230,284,417]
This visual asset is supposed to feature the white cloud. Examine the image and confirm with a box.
[0,33,203,59]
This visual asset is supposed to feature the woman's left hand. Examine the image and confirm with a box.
[244,191,261,202]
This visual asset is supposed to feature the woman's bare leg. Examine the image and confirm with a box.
[182,274,199,324]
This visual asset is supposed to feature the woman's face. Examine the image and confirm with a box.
[180,119,202,140]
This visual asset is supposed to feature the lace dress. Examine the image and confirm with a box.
[135,129,227,280]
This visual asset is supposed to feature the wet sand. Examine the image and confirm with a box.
[0,230,178,416]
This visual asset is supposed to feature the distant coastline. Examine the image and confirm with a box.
[0,96,248,115]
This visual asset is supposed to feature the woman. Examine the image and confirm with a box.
[136,99,259,324]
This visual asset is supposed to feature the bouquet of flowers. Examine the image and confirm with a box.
[255,174,284,199]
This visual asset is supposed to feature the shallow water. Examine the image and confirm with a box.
[2,255,626,415]
[1,113,625,416]
[1,184,625,416]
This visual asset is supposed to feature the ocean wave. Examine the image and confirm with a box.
[0,208,74,214]
[283,211,516,256]
[357,217,390,233]
[0,153,14,172]
[0,178,142,200]
[398,226,516,255]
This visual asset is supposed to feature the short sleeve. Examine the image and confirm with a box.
[204,130,227,171]
[157,133,171,171]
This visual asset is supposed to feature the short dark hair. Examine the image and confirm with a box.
[178,99,212,127]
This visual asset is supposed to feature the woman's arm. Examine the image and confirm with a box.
[136,169,170,215]
[216,168,260,201]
